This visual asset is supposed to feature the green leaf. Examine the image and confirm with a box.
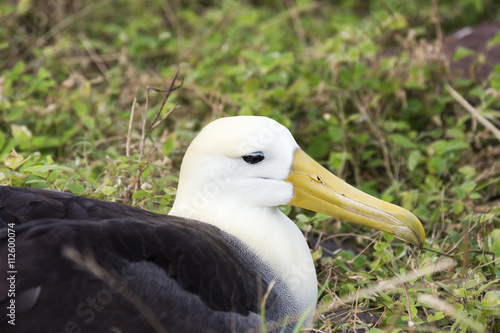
[243,78,261,93]
[163,132,176,156]
[24,164,74,178]
[474,272,487,285]
[0,131,5,151]
[460,180,477,193]
[12,172,28,181]
[487,31,500,48]
[98,186,116,196]
[431,140,469,156]
[306,136,329,159]
[453,46,476,61]
[452,201,464,214]
[24,178,47,185]
[482,291,500,308]
[427,311,444,322]
[407,150,422,172]
[382,232,394,243]
[374,242,390,250]
[353,254,367,269]
[11,124,32,143]
[389,134,417,149]
[37,66,52,79]
[311,246,322,261]
[456,288,468,297]
[67,182,86,195]
[491,64,500,90]
[132,189,150,199]
[329,151,350,170]
[428,156,446,174]
[490,230,500,258]
[365,329,385,333]
[4,149,31,170]
[458,166,476,178]
[321,293,334,307]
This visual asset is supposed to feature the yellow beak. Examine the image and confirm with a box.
[286,149,425,248]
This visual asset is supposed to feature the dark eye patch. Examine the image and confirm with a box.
[242,151,265,164]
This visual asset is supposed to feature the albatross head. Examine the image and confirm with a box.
[170,116,424,248]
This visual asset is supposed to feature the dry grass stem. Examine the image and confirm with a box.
[148,67,182,132]
[126,88,139,160]
[62,246,168,333]
[418,294,485,333]
[79,33,109,78]
[317,258,456,317]
[446,85,500,142]
[124,70,181,204]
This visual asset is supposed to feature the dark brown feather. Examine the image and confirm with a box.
[0,186,284,333]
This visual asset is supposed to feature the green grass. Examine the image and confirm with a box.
[1,0,500,331]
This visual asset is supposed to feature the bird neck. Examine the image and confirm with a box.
[169,198,317,325]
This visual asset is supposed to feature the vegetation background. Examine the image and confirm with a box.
[1,0,499,331]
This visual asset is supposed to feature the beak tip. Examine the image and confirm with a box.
[392,210,425,248]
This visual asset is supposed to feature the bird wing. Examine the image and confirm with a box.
[0,187,273,333]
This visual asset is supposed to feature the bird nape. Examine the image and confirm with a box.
[0,116,424,333]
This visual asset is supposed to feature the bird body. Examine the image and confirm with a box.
[0,116,424,332]
[0,187,290,332]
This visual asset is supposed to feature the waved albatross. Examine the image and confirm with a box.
[0,116,424,333]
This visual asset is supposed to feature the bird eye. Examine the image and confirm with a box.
[242,151,265,164]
